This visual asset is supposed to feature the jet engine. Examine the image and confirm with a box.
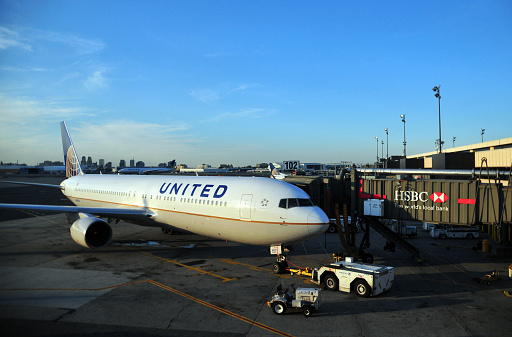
[70,216,113,249]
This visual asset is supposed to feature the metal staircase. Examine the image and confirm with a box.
[365,217,424,263]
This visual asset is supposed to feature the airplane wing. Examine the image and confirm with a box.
[0,180,64,189]
[0,204,156,223]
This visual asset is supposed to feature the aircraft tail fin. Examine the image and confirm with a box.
[60,121,84,178]
[269,163,286,179]
[269,163,279,177]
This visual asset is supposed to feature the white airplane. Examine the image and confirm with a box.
[118,167,174,175]
[0,122,329,273]
[269,163,288,180]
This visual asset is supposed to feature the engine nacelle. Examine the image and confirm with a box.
[70,216,112,249]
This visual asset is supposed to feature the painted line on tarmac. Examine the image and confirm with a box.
[214,257,302,281]
[137,250,236,282]
[1,279,294,337]
[0,279,150,292]
[148,279,295,337]
[376,243,482,289]
[216,258,291,279]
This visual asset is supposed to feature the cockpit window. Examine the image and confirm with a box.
[298,198,314,207]
[279,199,287,208]
[279,198,314,209]
[288,198,298,208]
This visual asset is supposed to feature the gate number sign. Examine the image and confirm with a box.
[283,161,300,171]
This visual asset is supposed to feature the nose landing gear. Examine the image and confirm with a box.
[270,244,289,274]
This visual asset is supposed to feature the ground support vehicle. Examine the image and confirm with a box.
[473,270,500,286]
[267,284,321,317]
[402,226,417,238]
[311,257,394,297]
[326,216,360,233]
[430,224,480,239]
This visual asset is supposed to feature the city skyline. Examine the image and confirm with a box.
[1,1,511,167]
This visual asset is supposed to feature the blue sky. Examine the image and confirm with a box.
[1,1,511,167]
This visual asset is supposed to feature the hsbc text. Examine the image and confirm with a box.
[394,190,429,202]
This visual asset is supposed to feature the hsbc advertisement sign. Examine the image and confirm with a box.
[394,190,450,211]
[361,179,479,223]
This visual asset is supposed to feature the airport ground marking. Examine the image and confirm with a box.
[377,243,483,289]
[215,257,292,279]
[0,279,151,292]
[147,279,295,337]
[423,249,476,278]
[136,250,236,282]
[1,279,294,337]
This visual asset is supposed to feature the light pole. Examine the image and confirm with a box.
[400,114,406,157]
[384,128,389,167]
[432,85,442,153]
[375,136,379,165]
[481,128,485,142]
[381,140,384,164]
[453,136,456,148]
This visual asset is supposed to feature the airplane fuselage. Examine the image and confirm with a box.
[61,175,329,246]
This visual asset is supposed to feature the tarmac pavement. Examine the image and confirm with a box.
[1,176,511,336]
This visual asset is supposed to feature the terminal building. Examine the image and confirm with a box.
[384,137,512,171]
[405,137,512,171]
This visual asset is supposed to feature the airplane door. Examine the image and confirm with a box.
[240,194,252,220]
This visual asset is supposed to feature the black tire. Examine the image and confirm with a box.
[272,302,286,315]
[302,305,314,317]
[439,234,447,239]
[354,279,371,297]
[466,233,474,239]
[272,262,282,274]
[362,253,374,264]
[324,274,339,291]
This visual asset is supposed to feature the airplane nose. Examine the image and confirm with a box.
[308,208,329,235]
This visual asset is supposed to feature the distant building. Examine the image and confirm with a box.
[198,164,211,169]
[408,137,512,170]
[81,156,87,166]
[87,156,93,167]
[119,160,126,168]
[136,161,145,167]
[130,159,135,167]
[99,159,105,167]
[219,164,233,169]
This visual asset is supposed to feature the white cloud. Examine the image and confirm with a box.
[0,94,90,125]
[188,88,220,102]
[72,120,197,165]
[189,83,257,102]
[84,67,110,90]
[33,29,105,54]
[0,26,105,54]
[227,83,257,94]
[0,94,96,164]
[201,108,268,123]
[0,27,32,51]
[203,52,236,58]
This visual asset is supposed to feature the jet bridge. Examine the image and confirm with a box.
[354,168,512,245]
[286,166,512,262]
